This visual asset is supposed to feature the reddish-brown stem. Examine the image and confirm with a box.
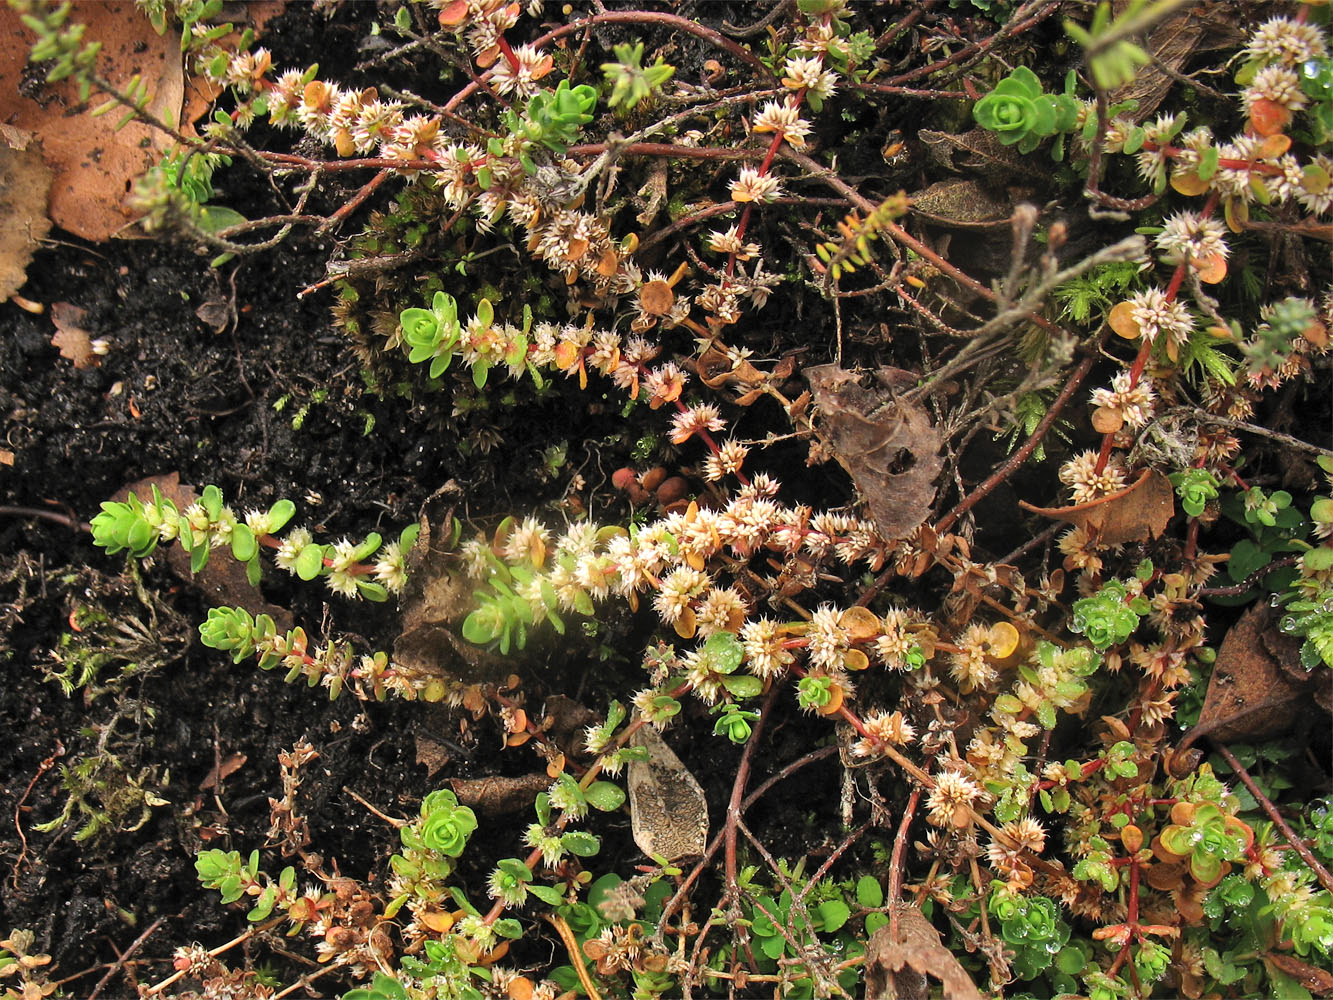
[887,788,921,939]
[878,0,1061,87]
[528,12,772,80]
[495,35,520,73]
[724,684,779,891]
[566,142,765,161]
[1212,740,1333,897]
[934,332,1108,534]
[317,168,393,233]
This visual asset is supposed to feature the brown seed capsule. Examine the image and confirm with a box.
[655,476,690,507]
[639,466,668,492]
[639,280,675,316]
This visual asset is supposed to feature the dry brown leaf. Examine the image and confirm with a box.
[49,302,96,368]
[806,364,943,541]
[114,473,292,630]
[917,127,1049,182]
[863,907,984,1000]
[1265,952,1333,996]
[628,725,708,861]
[198,752,247,791]
[414,732,452,778]
[1019,468,1174,546]
[1,2,187,240]
[393,486,510,684]
[449,774,553,815]
[0,449,13,467]
[909,179,1013,230]
[0,127,52,299]
[1175,603,1333,761]
[1109,3,1244,122]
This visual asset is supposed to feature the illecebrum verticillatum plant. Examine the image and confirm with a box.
[30,0,1329,996]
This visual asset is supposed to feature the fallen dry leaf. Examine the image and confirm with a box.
[1109,3,1243,123]
[114,473,292,631]
[863,907,983,1000]
[1020,468,1174,547]
[917,127,1049,183]
[806,364,943,541]
[1265,952,1333,996]
[628,725,708,861]
[1175,602,1333,764]
[393,488,510,684]
[1,2,185,240]
[0,126,53,299]
[198,752,247,792]
[449,774,553,815]
[909,179,1013,230]
[50,301,96,369]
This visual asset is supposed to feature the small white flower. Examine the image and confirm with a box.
[730,166,782,204]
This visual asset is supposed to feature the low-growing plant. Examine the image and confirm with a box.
[8,0,1330,996]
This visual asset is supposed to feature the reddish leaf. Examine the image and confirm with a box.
[1020,469,1174,547]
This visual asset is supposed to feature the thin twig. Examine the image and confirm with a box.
[87,917,164,1000]
[1199,415,1333,457]
[933,330,1110,534]
[1211,740,1333,897]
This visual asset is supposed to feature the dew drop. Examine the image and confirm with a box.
[1279,616,1298,633]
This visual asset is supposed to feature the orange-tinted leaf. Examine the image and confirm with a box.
[437,0,468,25]
[1193,252,1227,284]
[815,684,845,716]
[1091,405,1124,434]
[987,621,1021,659]
[1247,98,1290,137]
[553,340,581,370]
[419,907,455,932]
[1224,196,1249,233]
[639,279,675,316]
[1108,300,1142,339]
[838,606,881,641]
[673,606,697,639]
[1256,133,1292,159]
[1170,170,1210,196]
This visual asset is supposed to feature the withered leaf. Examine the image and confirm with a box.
[628,725,707,862]
[449,774,552,815]
[1175,602,1333,761]
[1265,952,1333,996]
[909,179,1013,230]
[863,907,983,1000]
[394,488,510,684]
[1020,468,1173,547]
[414,732,452,778]
[115,473,292,631]
[806,364,943,542]
[0,128,52,300]
[917,127,1049,182]
[50,302,97,369]
[1,2,285,242]
[1,2,184,240]
[198,752,247,792]
[1109,4,1243,123]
